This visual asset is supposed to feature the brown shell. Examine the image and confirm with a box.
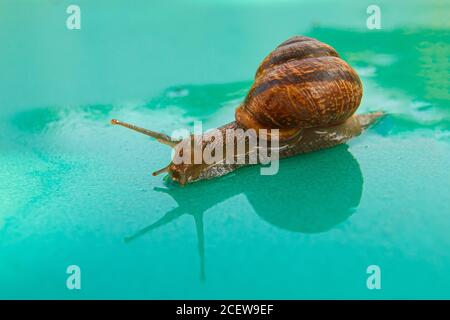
[235,36,363,140]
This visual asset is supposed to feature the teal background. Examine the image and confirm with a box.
[0,0,449,299]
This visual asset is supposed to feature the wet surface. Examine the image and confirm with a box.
[0,0,449,298]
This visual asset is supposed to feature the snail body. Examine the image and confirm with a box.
[112,36,383,185]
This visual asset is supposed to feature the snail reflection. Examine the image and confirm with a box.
[125,145,363,280]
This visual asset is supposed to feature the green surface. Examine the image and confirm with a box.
[0,0,449,299]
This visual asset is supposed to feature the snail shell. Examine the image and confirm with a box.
[235,36,363,141]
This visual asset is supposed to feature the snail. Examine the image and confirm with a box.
[112,36,384,185]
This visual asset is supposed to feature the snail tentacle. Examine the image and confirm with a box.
[111,119,180,147]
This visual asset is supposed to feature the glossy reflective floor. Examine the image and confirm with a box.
[0,0,449,298]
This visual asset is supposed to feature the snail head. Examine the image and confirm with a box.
[111,119,206,186]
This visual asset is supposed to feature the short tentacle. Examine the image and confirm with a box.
[152,165,171,176]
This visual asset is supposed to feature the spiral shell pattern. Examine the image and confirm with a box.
[235,36,363,140]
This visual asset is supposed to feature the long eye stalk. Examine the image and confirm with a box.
[111,119,180,147]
